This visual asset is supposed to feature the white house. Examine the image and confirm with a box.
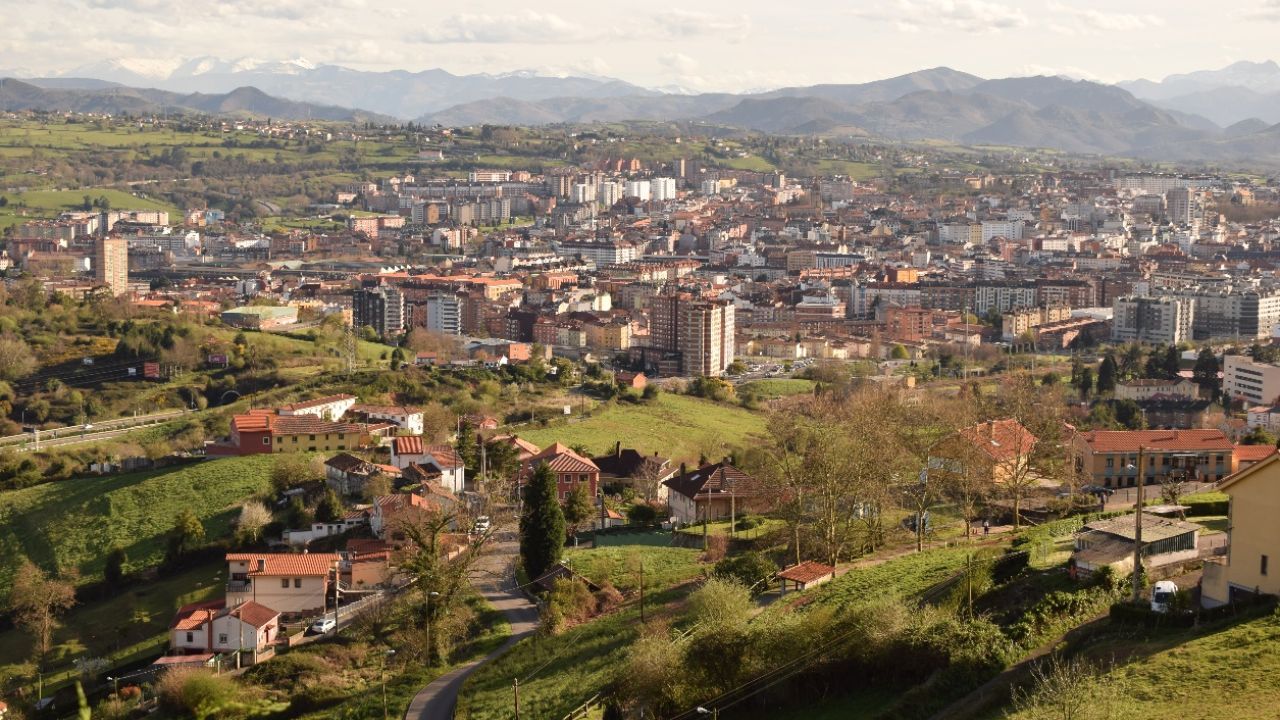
[170,600,279,661]
[390,436,466,492]
[349,404,425,436]
[278,394,358,421]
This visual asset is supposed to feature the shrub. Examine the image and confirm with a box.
[625,503,658,525]
[701,534,728,562]
[594,582,624,614]
[241,652,328,685]
[687,577,753,629]
[734,514,764,531]
[287,684,349,714]
[155,667,239,717]
[543,577,596,634]
[713,552,777,594]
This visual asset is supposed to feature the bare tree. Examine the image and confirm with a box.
[235,501,272,543]
[8,560,77,662]
[996,373,1068,529]
[632,456,667,504]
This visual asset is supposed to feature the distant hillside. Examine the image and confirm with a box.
[0,78,390,122]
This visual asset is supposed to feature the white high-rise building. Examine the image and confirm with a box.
[1111,296,1195,345]
[624,180,651,202]
[571,183,595,205]
[652,178,677,202]
[1166,187,1194,225]
[598,181,622,208]
[701,180,721,196]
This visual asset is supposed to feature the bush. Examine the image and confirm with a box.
[734,514,764,531]
[713,552,777,594]
[687,577,753,629]
[543,577,596,634]
[155,667,239,717]
[287,684,349,714]
[1182,491,1229,517]
[626,503,658,525]
[241,652,328,685]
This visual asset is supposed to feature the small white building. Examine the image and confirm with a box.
[390,436,466,492]
[350,404,425,435]
[169,600,280,662]
[278,394,358,422]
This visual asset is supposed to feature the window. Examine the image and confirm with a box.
[1105,458,1114,468]
[310,434,316,441]
[262,437,270,445]
[338,433,345,440]
[186,632,194,643]
[1263,555,1270,577]
[281,578,290,588]
[218,633,228,644]
[294,578,302,588]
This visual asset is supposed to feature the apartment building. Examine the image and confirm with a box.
[1070,429,1236,489]
[95,236,129,296]
[1223,355,1280,406]
[353,285,405,338]
[1111,296,1195,344]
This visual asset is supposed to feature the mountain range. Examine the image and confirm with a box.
[9,58,1280,166]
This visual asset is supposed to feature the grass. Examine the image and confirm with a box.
[517,394,767,463]
[0,560,225,690]
[0,455,277,586]
[758,686,905,720]
[0,188,179,216]
[674,518,787,538]
[739,379,816,398]
[802,546,976,612]
[563,545,705,593]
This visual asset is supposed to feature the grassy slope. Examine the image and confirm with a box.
[800,546,974,611]
[456,545,706,720]
[564,545,704,593]
[739,379,816,398]
[0,455,276,585]
[0,560,225,683]
[517,394,767,463]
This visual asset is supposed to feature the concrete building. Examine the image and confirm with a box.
[1223,355,1280,407]
[652,177,677,201]
[624,180,651,202]
[1202,453,1280,607]
[1111,296,1195,344]
[353,286,405,338]
[423,292,463,335]
[95,236,129,296]
[1166,186,1194,225]
[679,299,735,377]
[1178,288,1280,341]
[220,306,299,330]
[1070,428,1236,489]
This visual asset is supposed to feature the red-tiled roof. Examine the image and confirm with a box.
[226,552,340,576]
[393,435,426,456]
[958,419,1037,462]
[228,601,278,628]
[527,442,598,473]
[1076,429,1234,453]
[492,434,541,457]
[777,560,833,584]
[270,416,365,435]
[171,599,225,630]
[426,445,464,469]
[1235,444,1277,463]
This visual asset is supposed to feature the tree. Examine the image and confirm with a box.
[104,546,127,585]
[520,462,565,581]
[1096,354,1117,395]
[998,373,1067,529]
[270,454,321,493]
[235,501,272,543]
[0,336,37,381]
[712,552,776,595]
[8,559,77,661]
[1193,348,1219,397]
[890,344,910,360]
[316,488,343,522]
[632,456,667,503]
[1162,345,1181,378]
[166,509,206,563]
[1241,425,1277,446]
[362,473,393,502]
[562,484,595,535]
[455,424,479,473]
[686,577,752,629]
[1075,366,1094,400]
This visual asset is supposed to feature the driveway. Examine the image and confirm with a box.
[404,531,539,720]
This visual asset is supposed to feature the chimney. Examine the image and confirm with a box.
[680,462,687,476]
[257,559,265,572]
[615,440,622,458]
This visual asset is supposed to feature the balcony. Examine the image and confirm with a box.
[226,580,253,594]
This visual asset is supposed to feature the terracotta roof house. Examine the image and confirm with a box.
[519,443,600,503]
[209,409,368,456]
[663,461,762,524]
[1071,429,1236,489]
[370,493,444,542]
[324,452,383,496]
[490,434,542,461]
[390,437,466,492]
[932,419,1039,485]
[278,394,357,421]
[225,552,340,616]
[169,599,280,664]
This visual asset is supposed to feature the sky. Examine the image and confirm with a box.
[3,0,1280,91]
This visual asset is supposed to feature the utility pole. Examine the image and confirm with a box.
[639,558,646,624]
[513,677,521,720]
[966,553,974,619]
[1132,445,1147,605]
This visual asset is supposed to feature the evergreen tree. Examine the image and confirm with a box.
[1163,345,1182,378]
[316,488,343,523]
[104,546,127,585]
[563,484,596,536]
[1097,355,1118,394]
[1193,348,1220,396]
[456,424,479,473]
[1075,366,1094,400]
[520,462,565,581]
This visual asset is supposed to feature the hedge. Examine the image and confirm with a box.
[1109,594,1277,628]
[1182,491,1229,517]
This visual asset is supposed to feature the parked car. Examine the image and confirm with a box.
[310,618,337,635]
[473,516,491,534]
[1151,580,1179,613]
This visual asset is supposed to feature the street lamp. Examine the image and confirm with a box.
[106,675,118,696]
[426,591,440,666]
[697,707,718,719]
[380,649,397,720]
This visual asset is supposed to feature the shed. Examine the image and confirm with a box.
[777,560,836,593]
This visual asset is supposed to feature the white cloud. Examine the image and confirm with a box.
[414,11,594,44]
[1048,3,1164,31]
[659,52,699,75]
[853,0,1029,33]
[651,11,752,42]
[1255,0,1280,20]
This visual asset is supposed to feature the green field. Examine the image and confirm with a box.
[563,545,704,593]
[800,546,975,612]
[739,379,816,398]
[518,394,767,463]
[0,455,276,586]
[0,561,224,686]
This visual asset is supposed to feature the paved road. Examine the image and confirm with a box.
[404,532,539,720]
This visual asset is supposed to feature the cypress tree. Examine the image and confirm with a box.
[520,462,565,581]
[1097,354,1118,395]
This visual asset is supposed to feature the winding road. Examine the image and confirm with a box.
[405,531,539,720]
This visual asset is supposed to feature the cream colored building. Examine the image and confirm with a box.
[1223,355,1280,407]
[1202,453,1280,607]
[225,553,339,616]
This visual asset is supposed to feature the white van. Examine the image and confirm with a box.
[1150,581,1179,613]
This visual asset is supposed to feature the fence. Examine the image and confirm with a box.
[562,693,602,720]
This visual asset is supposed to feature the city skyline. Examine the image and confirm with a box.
[4,0,1280,92]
